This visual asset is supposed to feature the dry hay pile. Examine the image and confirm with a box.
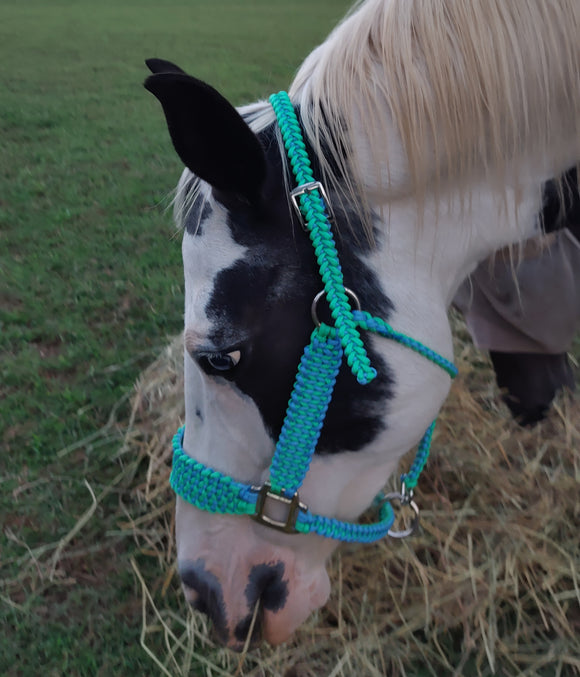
[125,318,580,677]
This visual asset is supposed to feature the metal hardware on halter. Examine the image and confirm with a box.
[251,482,307,534]
[381,491,420,539]
[290,181,335,227]
[311,287,362,327]
[400,481,413,505]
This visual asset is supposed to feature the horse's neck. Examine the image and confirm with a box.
[362,178,545,368]
[387,182,543,303]
[333,178,543,476]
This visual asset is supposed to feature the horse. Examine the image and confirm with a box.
[144,0,580,648]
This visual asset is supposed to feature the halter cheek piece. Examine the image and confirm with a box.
[170,92,457,542]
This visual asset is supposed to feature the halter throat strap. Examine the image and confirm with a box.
[169,91,457,542]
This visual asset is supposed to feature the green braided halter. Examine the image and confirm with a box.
[270,92,376,385]
[170,91,458,541]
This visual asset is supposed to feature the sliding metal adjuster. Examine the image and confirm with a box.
[290,181,335,228]
[381,491,420,539]
[251,482,307,534]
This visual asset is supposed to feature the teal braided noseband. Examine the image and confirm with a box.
[170,91,457,541]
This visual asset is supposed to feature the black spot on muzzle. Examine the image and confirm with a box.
[231,561,289,645]
[179,559,228,642]
[245,561,288,612]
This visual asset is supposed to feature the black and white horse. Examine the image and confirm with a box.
[144,0,580,648]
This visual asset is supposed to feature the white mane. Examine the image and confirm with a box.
[290,0,580,208]
[176,0,580,235]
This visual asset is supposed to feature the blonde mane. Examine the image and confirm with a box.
[290,0,580,215]
[176,0,580,235]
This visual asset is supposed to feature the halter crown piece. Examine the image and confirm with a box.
[170,91,457,541]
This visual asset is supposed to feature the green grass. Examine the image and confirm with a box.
[0,1,350,674]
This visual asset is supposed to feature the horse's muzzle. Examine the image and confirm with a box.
[178,553,330,647]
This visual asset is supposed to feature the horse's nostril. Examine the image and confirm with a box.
[246,562,289,612]
[179,560,228,642]
[233,605,263,646]
[233,563,288,647]
[178,560,290,647]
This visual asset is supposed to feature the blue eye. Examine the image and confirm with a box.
[203,350,241,372]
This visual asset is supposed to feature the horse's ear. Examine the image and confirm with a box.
[145,58,186,75]
[144,69,266,204]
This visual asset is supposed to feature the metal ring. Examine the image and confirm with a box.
[381,492,420,539]
[310,287,362,327]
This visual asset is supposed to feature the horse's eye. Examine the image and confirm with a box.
[203,350,241,372]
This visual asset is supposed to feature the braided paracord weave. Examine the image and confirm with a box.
[268,316,456,496]
[353,311,457,379]
[171,427,396,543]
[170,307,457,540]
[170,432,255,516]
[269,325,342,495]
[400,421,435,491]
[291,496,395,542]
[269,91,377,386]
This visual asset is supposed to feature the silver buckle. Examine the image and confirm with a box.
[380,490,420,539]
[251,482,307,534]
[290,181,334,228]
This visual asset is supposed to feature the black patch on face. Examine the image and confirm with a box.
[199,121,394,453]
[179,559,228,642]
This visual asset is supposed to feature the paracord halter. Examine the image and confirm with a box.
[170,91,458,542]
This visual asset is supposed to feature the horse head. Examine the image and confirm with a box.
[144,58,455,647]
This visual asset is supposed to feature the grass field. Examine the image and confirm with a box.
[0,1,350,674]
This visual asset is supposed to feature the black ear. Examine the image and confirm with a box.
[144,69,266,204]
[145,58,186,75]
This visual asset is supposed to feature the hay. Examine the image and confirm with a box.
[125,317,580,676]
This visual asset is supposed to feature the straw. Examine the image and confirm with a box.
[95,317,580,675]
